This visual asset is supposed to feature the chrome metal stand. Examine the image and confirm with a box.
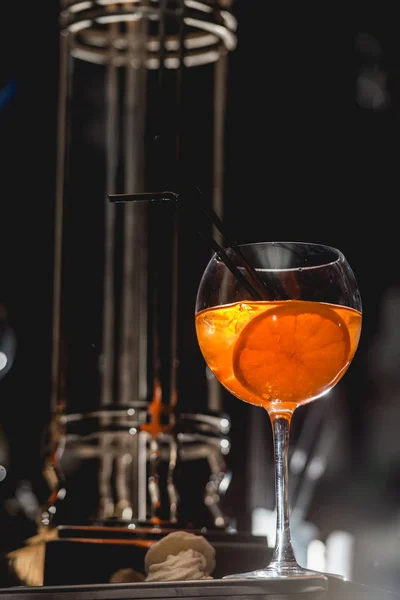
[42,0,237,531]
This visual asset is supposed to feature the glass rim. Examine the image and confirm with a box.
[220,240,346,273]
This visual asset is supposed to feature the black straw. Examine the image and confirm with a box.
[182,184,271,300]
[108,191,268,301]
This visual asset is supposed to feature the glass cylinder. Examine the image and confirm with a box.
[42,0,237,530]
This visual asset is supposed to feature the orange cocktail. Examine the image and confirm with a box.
[195,241,362,578]
[196,299,362,414]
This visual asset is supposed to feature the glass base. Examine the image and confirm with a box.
[223,562,327,580]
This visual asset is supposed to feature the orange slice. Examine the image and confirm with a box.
[232,301,351,407]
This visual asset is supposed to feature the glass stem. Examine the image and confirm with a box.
[269,412,298,569]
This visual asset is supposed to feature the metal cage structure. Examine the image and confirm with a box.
[41,0,237,531]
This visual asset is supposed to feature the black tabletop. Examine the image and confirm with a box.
[0,575,398,600]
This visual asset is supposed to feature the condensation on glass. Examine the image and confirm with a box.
[42,1,237,530]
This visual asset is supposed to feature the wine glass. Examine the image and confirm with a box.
[195,241,362,578]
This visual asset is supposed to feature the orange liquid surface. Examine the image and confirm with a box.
[196,300,362,414]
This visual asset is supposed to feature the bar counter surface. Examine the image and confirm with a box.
[0,575,399,600]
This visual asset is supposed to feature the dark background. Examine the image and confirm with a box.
[1,1,400,593]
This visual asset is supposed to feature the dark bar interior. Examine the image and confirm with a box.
[0,2,399,598]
